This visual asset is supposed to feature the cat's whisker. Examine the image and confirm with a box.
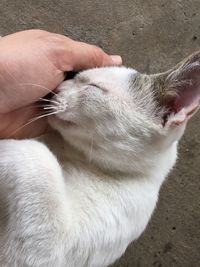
[13,102,58,112]
[5,81,88,138]
[18,83,58,96]
[28,110,60,124]
[7,110,60,138]
[43,106,58,110]
[39,97,60,105]
[25,104,56,109]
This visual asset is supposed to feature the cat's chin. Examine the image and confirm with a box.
[48,115,76,130]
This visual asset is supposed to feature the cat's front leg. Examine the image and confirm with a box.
[0,139,69,267]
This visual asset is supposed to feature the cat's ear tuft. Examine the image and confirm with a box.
[160,51,200,126]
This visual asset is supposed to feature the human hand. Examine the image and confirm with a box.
[0,29,122,139]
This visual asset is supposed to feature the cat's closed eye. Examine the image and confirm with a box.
[88,83,108,93]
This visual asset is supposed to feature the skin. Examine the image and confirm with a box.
[0,29,122,139]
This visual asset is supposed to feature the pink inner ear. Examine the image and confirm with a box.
[164,83,200,126]
[174,85,200,111]
[166,101,199,126]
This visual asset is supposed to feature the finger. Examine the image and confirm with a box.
[63,40,122,71]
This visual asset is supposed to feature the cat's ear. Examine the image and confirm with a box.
[158,51,200,126]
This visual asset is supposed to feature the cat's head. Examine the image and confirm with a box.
[48,51,200,173]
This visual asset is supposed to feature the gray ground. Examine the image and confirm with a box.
[0,0,199,266]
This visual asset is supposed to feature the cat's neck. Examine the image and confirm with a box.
[93,142,177,185]
[38,131,177,187]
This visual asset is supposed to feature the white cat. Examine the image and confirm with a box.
[0,51,199,267]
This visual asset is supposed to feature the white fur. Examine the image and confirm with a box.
[0,65,195,266]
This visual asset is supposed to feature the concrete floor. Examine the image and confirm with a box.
[0,0,200,266]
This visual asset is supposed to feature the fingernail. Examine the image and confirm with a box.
[110,55,122,65]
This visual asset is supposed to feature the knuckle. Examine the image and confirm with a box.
[91,46,105,66]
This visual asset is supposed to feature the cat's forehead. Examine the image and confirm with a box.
[76,67,137,87]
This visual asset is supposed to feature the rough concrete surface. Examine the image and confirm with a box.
[0,0,199,266]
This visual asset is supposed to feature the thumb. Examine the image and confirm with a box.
[62,40,122,71]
